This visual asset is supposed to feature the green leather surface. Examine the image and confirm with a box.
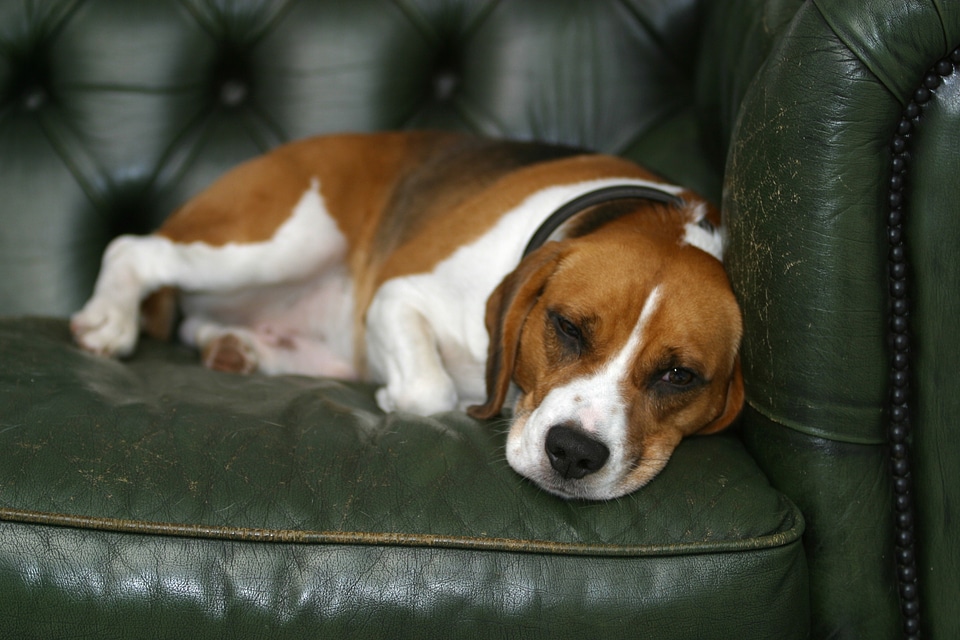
[726,0,958,441]
[726,0,897,446]
[2,522,807,640]
[696,0,804,166]
[742,413,900,639]
[908,70,960,640]
[0,318,808,637]
[724,0,960,637]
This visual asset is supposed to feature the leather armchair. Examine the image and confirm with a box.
[1,1,955,638]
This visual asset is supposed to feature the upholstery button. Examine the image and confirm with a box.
[891,388,908,405]
[904,618,920,636]
[890,315,907,333]
[893,333,909,350]
[896,509,913,529]
[898,564,916,582]
[898,547,915,565]
[433,70,459,101]
[899,581,917,599]
[894,476,911,494]
[896,528,914,548]
[892,455,910,477]
[890,405,908,424]
[892,350,908,368]
[219,79,249,107]
[889,424,907,444]
[21,86,48,111]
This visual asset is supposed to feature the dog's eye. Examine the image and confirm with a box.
[661,367,697,388]
[550,312,583,354]
[556,316,580,341]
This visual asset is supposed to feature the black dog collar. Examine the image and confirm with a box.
[522,184,684,258]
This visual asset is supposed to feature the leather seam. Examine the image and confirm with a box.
[0,506,803,558]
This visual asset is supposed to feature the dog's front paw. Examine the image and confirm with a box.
[375,378,459,416]
[70,298,139,358]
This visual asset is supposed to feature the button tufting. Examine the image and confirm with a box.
[219,79,249,108]
[433,70,459,101]
[20,86,48,111]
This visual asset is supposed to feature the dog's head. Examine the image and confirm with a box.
[468,209,743,500]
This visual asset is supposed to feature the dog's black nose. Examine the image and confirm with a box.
[545,425,610,480]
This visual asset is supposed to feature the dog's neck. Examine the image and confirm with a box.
[522,185,684,258]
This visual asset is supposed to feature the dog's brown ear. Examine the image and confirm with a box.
[697,356,744,435]
[467,246,564,420]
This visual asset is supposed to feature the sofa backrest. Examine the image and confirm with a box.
[0,0,713,317]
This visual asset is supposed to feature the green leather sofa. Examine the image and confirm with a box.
[1,1,956,638]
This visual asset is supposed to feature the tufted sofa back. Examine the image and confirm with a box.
[0,0,720,318]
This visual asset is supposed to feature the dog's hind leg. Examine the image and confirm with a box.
[181,317,358,379]
[72,179,348,359]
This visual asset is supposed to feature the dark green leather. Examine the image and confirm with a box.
[1,0,957,637]
[723,0,960,637]
[909,69,960,640]
[1,318,807,638]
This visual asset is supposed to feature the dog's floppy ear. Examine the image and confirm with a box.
[697,355,744,435]
[468,245,565,420]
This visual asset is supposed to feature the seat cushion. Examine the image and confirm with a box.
[0,318,808,638]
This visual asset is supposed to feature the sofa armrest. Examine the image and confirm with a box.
[722,0,960,637]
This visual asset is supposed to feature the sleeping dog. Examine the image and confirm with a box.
[71,131,743,500]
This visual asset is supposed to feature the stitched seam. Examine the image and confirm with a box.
[0,506,804,558]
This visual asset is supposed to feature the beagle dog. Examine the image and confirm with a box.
[71,131,743,500]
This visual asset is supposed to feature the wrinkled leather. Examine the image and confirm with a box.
[742,416,901,637]
[0,318,808,638]
[906,67,960,639]
[724,0,960,637]
[696,0,804,165]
